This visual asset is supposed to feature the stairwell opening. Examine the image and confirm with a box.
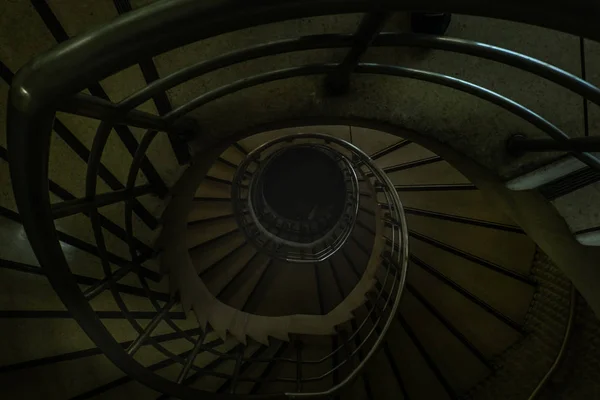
[258,146,347,242]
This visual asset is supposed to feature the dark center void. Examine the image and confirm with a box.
[262,147,347,227]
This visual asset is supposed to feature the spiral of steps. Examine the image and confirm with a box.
[2,0,600,399]
[1,124,538,399]
[152,126,536,398]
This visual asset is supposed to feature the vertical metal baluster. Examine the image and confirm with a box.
[314,262,325,315]
[295,340,303,392]
[248,342,289,395]
[176,330,207,384]
[340,330,354,370]
[229,349,244,394]
[126,298,177,356]
[350,319,375,400]
[332,335,340,400]
[83,264,133,300]
[325,9,389,95]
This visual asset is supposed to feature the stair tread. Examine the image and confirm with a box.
[349,305,408,400]
[408,265,521,357]
[328,255,358,296]
[203,244,257,296]
[195,179,231,199]
[47,130,105,199]
[386,160,470,186]
[401,291,490,393]
[315,261,344,314]
[190,230,245,274]
[207,160,236,182]
[342,245,369,275]
[0,318,95,367]
[351,127,401,156]
[410,238,535,322]
[407,213,535,276]
[364,345,408,400]
[186,217,239,249]
[220,147,246,166]
[252,260,321,317]
[239,125,353,153]
[220,252,271,310]
[374,142,437,170]
[385,320,453,400]
[0,267,67,311]
[398,190,518,226]
[0,0,56,72]
[89,291,162,313]
[188,200,233,222]
[53,213,135,262]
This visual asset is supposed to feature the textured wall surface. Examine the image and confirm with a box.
[468,250,571,399]
[540,293,600,399]
[468,249,600,400]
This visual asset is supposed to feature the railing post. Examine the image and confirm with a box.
[295,340,303,392]
[176,330,207,384]
[324,9,389,95]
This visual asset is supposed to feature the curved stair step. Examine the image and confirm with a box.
[200,244,257,294]
[398,189,518,226]
[189,230,246,274]
[400,291,490,393]
[251,260,322,317]
[406,213,535,276]
[206,159,236,182]
[386,160,471,186]
[386,318,454,400]
[409,238,535,321]
[373,141,437,170]
[188,200,233,223]
[408,261,521,356]
[218,252,272,310]
[194,179,231,199]
[351,127,402,156]
[186,217,239,249]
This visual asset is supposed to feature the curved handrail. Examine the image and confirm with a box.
[162,63,600,169]
[6,0,599,398]
[118,33,600,112]
[60,32,600,168]
[11,0,600,113]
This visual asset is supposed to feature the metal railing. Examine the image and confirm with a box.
[231,134,361,263]
[176,130,409,396]
[5,0,600,398]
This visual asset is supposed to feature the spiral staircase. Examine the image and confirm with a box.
[2,1,600,399]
